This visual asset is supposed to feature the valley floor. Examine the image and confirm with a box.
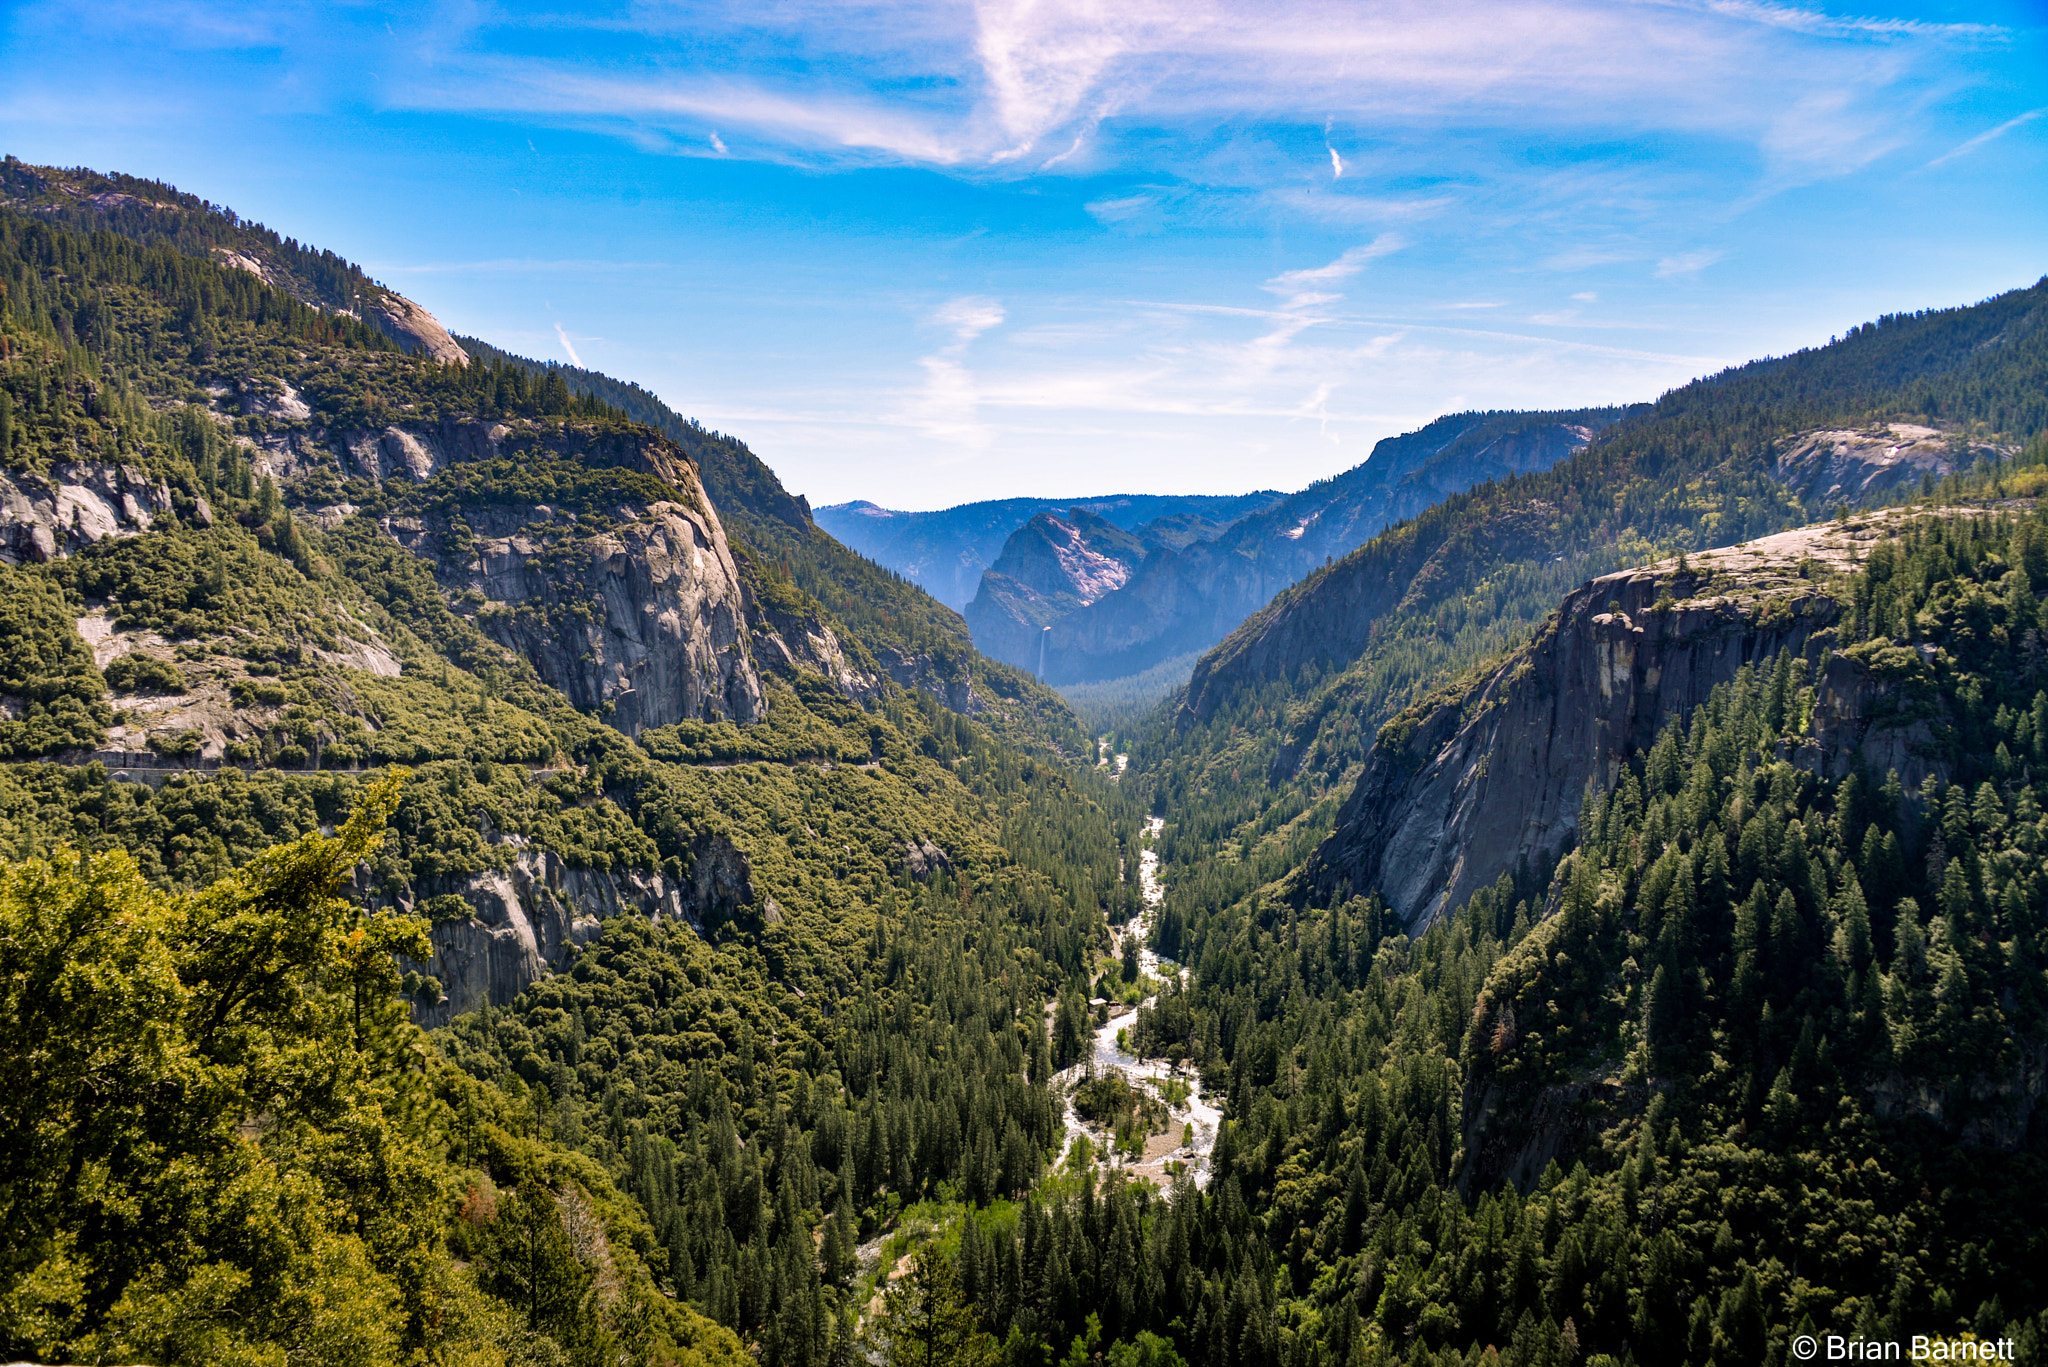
[1050,815,1222,1186]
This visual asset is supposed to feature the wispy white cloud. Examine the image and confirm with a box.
[1700,0,2002,42]
[365,0,2001,191]
[1039,133,1087,169]
[409,65,980,165]
[1263,235,1404,308]
[973,0,1160,160]
[1263,189,1458,228]
[931,295,1008,349]
[1758,89,1906,184]
[1084,193,1157,224]
[906,295,1008,457]
[1655,249,1725,278]
[554,323,583,366]
[1926,106,2046,168]
[1542,246,1639,272]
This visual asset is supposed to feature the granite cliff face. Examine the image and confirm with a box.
[1302,513,1965,929]
[964,508,1153,670]
[1769,423,2008,507]
[0,462,175,565]
[270,418,770,732]
[382,498,765,733]
[395,829,755,1026]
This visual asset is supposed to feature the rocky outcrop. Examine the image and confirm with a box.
[747,595,884,701]
[873,645,981,714]
[0,462,174,565]
[682,831,755,923]
[206,233,469,368]
[900,838,952,880]
[239,380,313,424]
[335,422,493,481]
[401,830,754,1026]
[233,416,511,484]
[741,570,987,712]
[212,245,274,283]
[1768,423,2005,507]
[363,292,470,367]
[1456,1078,1653,1197]
[1301,513,1966,930]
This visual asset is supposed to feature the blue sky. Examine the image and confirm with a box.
[4,1,2045,509]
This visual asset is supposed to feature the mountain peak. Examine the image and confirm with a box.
[5,155,469,366]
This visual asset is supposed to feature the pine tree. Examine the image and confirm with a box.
[871,1243,996,1367]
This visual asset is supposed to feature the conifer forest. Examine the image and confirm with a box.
[0,153,2044,1367]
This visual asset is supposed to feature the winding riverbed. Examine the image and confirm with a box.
[1050,813,1222,1188]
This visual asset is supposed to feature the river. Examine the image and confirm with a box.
[1049,814,1222,1189]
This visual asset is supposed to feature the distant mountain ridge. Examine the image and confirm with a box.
[1179,285,2048,731]
[816,490,1286,610]
[1022,407,1626,684]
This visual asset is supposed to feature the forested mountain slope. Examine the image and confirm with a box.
[1138,280,2046,938]
[1,156,470,363]
[0,163,1142,1365]
[1118,486,2048,1366]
